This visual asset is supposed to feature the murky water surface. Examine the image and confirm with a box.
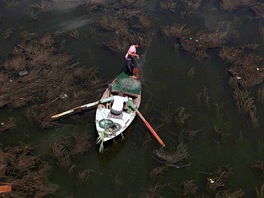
[0,0,264,197]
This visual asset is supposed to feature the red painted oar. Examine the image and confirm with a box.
[128,100,165,147]
[136,110,165,147]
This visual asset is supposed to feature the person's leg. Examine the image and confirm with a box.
[126,59,134,76]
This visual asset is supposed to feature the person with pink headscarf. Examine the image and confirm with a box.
[125,42,140,78]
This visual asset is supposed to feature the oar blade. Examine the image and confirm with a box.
[127,99,165,147]
[51,101,100,119]
[136,110,165,147]
[51,110,74,119]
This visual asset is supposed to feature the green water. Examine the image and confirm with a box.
[0,0,264,197]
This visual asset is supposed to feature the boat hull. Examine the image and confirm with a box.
[95,71,141,142]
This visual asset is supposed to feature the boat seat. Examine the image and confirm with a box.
[106,103,110,109]
[108,112,123,119]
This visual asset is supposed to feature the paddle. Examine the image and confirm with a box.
[51,97,113,119]
[127,100,165,147]
[51,101,100,119]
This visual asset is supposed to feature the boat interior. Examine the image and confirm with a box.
[97,71,141,117]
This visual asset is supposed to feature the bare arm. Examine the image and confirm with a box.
[128,50,139,59]
[100,96,114,103]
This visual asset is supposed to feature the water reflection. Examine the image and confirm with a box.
[57,16,95,30]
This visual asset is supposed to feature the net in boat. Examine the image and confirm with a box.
[99,119,121,133]
[119,78,141,90]
[111,72,141,95]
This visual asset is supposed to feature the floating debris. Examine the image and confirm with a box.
[0,185,12,193]
[18,70,28,76]
[208,178,215,184]
[59,92,68,99]
[153,144,191,168]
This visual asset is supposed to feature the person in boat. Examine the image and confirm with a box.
[99,93,130,115]
[125,42,140,78]
[110,94,128,115]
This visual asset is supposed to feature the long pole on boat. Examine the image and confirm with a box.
[128,100,165,147]
[51,101,100,119]
[51,97,114,119]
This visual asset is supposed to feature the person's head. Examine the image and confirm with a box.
[134,42,140,48]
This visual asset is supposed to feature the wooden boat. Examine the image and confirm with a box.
[95,70,141,144]
[51,67,165,150]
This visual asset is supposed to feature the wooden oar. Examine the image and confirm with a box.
[51,101,100,119]
[128,100,165,147]
[51,97,114,119]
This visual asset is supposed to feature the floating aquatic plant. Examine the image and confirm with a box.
[104,38,129,53]
[206,166,232,193]
[67,30,80,40]
[141,183,164,197]
[182,180,198,197]
[70,131,91,156]
[1,28,13,39]
[1,31,104,127]
[161,24,191,38]
[257,87,264,102]
[26,10,42,21]
[215,189,244,198]
[0,117,16,133]
[32,0,51,12]
[84,1,104,12]
[160,0,177,11]
[174,107,191,126]
[182,0,202,11]
[114,174,123,190]
[186,67,195,79]
[251,160,264,173]
[77,169,95,183]
[4,0,19,8]
[132,15,153,30]
[255,183,264,198]
[233,88,256,114]
[50,140,72,168]
[0,144,58,197]
[99,15,127,33]
[220,0,254,11]
[96,131,105,153]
